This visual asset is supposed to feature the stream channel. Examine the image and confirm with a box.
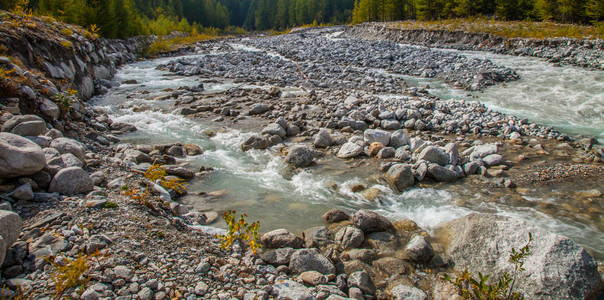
[91,30,604,260]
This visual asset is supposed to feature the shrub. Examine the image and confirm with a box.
[216,210,261,255]
[144,163,187,195]
[46,253,92,298]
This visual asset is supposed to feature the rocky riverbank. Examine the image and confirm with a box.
[342,23,604,70]
[0,13,603,299]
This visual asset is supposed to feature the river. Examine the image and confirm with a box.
[91,30,604,260]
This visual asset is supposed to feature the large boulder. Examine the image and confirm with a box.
[261,229,303,249]
[404,236,434,262]
[442,213,601,299]
[364,129,390,146]
[289,248,335,275]
[284,145,314,168]
[49,167,94,196]
[0,133,46,178]
[1,115,47,137]
[352,209,393,234]
[50,137,87,161]
[384,164,415,191]
[261,247,296,266]
[417,146,449,166]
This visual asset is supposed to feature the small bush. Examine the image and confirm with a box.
[60,28,73,36]
[216,210,261,255]
[46,253,92,298]
[104,201,119,208]
[144,164,187,195]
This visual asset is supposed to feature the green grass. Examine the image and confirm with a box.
[143,33,218,58]
[388,18,604,40]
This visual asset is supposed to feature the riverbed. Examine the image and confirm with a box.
[91,29,604,260]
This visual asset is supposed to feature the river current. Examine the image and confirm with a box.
[92,32,604,259]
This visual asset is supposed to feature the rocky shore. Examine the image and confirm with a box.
[0,13,603,299]
[342,23,604,70]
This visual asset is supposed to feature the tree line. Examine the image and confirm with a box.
[0,0,601,38]
[352,0,603,24]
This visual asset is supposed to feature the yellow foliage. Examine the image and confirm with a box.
[144,164,187,194]
[216,210,262,255]
[60,40,72,49]
[60,28,73,36]
[144,33,217,58]
[46,253,92,298]
[389,18,603,40]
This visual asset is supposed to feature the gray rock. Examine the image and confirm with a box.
[1,115,46,137]
[469,144,498,160]
[380,119,401,130]
[49,167,94,196]
[394,147,410,161]
[390,130,410,148]
[122,149,152,164]
[285,145,314,168]
[249,104,270,115]
[289,248,335,275]
[81,289,100,300]
[444,143,460,165]
[322,209,350,223]
[463,161,482,175]
[261,247,296,266]
[390,285,428,300]
[262,123,286,138]
[304,226,334,248]
[313,129,333,148]
[337,142,363,158]
[417,146,449,166]
[3,116,47,136]
[138,287,153,300]
[335,226,364,250]
[273,280,314,300]
[377,147,395,159]
[0,133,46,178]
[10,183,33,201]
[261,229,304,249]
[194,281,209,295]
[483,154,505,167]
[352,209,393,233]
[347,271,376,295]
[384,164,415,191]
[443,213,601,299]
[364,129,390,146]
[241,135,269,151]
[114,265,132,279]
[51,137,87,160]
[427,164,458,183]
[405,236,434,262]
[62,153,84,168]
[0,210,21,259]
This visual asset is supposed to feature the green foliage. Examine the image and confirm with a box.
[216,210,261,255]
[51,91,73,113]
[104,201,119,208]
[444,233,533,300]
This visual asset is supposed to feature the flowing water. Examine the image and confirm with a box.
[92,34,604,259]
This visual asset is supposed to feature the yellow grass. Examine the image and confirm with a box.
[388,18,604,40]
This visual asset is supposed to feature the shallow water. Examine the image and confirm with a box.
[92,36,604,259]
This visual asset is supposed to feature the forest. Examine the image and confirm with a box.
[0,0,601,38]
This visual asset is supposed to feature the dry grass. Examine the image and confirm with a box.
[144,33,217,57]
[388,18,604,40]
